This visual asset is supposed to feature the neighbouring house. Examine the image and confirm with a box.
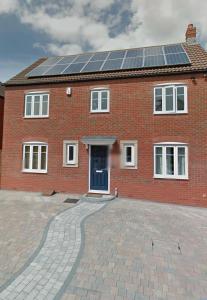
[1,24,207,206]
[0,84,4,149]
[0,83,4,180]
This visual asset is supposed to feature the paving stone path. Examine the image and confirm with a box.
[0,201,105,300]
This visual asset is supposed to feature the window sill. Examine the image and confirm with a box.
[63,164,78,168]
[23,116,49,119]
[90,111,110,114]
[153,175,189,180]
[153,112,188,115]
[22,169,48,174]
[121,165,137,170]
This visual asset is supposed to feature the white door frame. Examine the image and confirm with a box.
[88,145,110,194]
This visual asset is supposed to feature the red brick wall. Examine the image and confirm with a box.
[0,97,4,150]
[1,74,207,207]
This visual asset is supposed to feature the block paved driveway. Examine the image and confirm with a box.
[0,191,207,299]
[62,198,207,300]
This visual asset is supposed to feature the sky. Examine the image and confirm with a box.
[0,0,207,82]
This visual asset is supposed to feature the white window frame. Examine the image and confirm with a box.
[63,140,78,167]
[24,92,49,118]
[90,89,110,113]
[120,141,138,169]
[154,143,188,180]
[22,142,48,173]
[154,85,187,114]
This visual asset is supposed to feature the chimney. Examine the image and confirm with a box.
[185,24,197,44]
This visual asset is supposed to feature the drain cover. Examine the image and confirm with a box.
[64,198,79,204]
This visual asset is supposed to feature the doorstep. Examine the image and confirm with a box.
[80,193,116,203]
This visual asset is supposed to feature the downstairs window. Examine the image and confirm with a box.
[23,143,48,173]
[154,143,188,179]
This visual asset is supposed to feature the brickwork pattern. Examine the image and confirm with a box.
[1,73,207,206]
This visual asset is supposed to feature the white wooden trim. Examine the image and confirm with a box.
[22,143,48,173]
[25,91,50,94]
[120,140,138,169]
[90,89,110,113]
[154,82,187,86]
[25,93,49,118]
[154,144,188,180]
[63,140,78,167]
[155,142,188,145]
[154,85,188,114]
[66,145,76,164]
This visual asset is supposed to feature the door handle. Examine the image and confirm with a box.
[96,170,103,173]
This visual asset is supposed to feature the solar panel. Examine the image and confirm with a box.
[122,57,143,69]
[45,64,68,76]
[62,63,85,74]
[145,46,163,56]
[73,54,93,63]
[164,44,184,54]
[27,43,191,77]
[90,52,109,61]
[40,57,62,66]
[57,55,77,64]
[108,50,126,59]
[166,52,189,65]
[144,55,165,67]
[81,61,104,72]
[126,48,143,58]
[27,65,51,76]
[102,59,123,71]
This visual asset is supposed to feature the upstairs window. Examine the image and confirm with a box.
[23,143,48,173]
[154,85,187,114]
[25,93,49,117]
[91,89,109,113]
[154,143,188,179]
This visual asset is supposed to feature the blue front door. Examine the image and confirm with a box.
[90,145,108,191]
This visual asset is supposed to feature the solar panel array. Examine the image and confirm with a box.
[27,44,190,77]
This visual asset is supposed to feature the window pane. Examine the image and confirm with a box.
[24,146,30,169]
[41,146,47,170]
[101,93,108,110]
[155,147,163,174]
[101,91,108,110]
[92,91,98,100]
[68,146,74,161]
[155,89,162,111]
[26,96,32,116]
[42,95,48,115]
[34,96,40,115]
[126,146,132,163]
[92,99,98,110]
[165,87,174,111]
[177,87,185,111]
[166,147,174,175]
[32,146,39,169]
[178,147,185,175]
[92,92,99,110]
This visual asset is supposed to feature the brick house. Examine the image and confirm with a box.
[1,24,207,206]
[0,84,4,149]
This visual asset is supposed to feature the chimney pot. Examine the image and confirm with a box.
[185,24,197,44]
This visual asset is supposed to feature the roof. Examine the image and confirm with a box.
[0,84,4,97]
[5,43,207,86]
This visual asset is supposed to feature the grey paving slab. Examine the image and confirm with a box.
[0,199,105,300]
[0,190,76,287]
